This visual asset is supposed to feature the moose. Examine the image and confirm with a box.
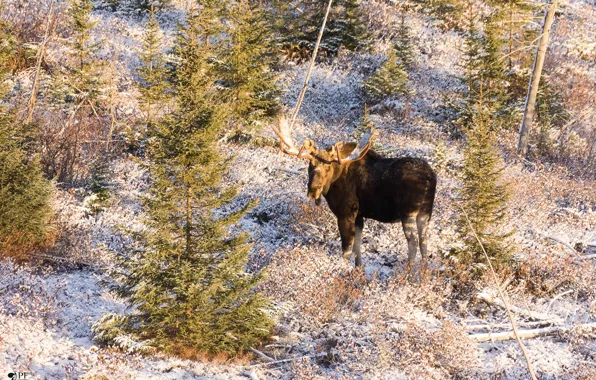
[272,117,437,268]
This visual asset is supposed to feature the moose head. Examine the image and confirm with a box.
[272,117,376,206]
[270,115,437,270]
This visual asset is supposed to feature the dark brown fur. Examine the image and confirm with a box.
[306,145,437,267]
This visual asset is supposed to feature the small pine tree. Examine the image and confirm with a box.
[222,0,281,129]
[62,0,105,104]
[87,154,111,215]
[363,49,410,104]
[0,27,52,255]
[535,77,568,156]
[394,11,414,71]
[430,140,448,172]
[96,1,272,357]
[456,87,513,270]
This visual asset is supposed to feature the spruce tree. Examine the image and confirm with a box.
[394,11,414,71]
[282,0,372,58]
[62,0,104,104]
[0,26,52,255]
[456,86,512,270]
[96,0,272,357]
[363,48,410,104]
[137,7,170,131]
[453,3,508,131]
[223,0,280,129]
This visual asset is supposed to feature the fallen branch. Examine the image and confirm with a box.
[469,322,596,342]
[466,319,564,331]
[250,347,275,363]
[477,290,561,322]
[249,352,328,367]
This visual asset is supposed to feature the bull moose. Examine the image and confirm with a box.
[272,117,437,268]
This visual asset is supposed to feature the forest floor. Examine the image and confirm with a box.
[1,1,596,379]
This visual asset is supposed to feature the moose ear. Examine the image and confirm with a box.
[337,142,358,159]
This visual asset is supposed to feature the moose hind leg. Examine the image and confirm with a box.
[416,213,430,262]
[401,215,418,266]
[353,216,364,267]
[338,217,356,264]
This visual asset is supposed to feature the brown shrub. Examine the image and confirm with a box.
[513,254,596,299]
[262,248,368,325]
[562,361,596,380]
[0,228,58,263]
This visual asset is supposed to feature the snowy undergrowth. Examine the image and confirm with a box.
[2,0,596,379]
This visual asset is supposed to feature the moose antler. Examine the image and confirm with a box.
[334,127,377,164]
[271,116,312,159]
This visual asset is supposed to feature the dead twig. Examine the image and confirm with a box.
[545,290,574,316]
[469,322,596,343]
[250,347,275,363]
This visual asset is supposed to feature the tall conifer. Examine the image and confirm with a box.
[456,84,513,269]
[96,0,272,356]
[137,7,170,128]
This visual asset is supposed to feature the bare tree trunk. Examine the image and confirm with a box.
[517,1,558,156]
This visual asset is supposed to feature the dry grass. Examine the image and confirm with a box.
[171,347,252,365]
[261,248,367,325]
[513,254,596,299]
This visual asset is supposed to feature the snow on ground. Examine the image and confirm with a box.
[2,0,596,379]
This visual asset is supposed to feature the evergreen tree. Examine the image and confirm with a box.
[61,0,105,104]
[363,48,410,104]
[456,87,512,270]
[0,26,52,254]
[394,11,414,71]
[412,0,466,31]
[453,3,508,131]
[137,7,171,129]
[87,154,111,215]
[96,0,272,357]
[281,0,372,59]
[223,0,281,129]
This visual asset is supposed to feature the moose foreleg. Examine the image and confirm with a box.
[353,216,364,267]
[338,217,356,263]
[401,215,419,266]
